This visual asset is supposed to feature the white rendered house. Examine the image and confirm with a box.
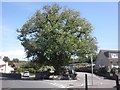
[0,57,14,73]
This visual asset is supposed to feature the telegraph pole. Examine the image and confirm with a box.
[91,54,93,86]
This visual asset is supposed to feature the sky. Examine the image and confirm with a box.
[0,2,118,60]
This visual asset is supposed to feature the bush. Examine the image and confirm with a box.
[75,67,91,73]
[28,68,36,73]
[37,66,55,72]
[98,67,108,74]
[17,67,25,72]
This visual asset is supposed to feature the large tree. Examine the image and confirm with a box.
[17,4,97,74]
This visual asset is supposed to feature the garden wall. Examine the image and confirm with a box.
[0,73,21,79]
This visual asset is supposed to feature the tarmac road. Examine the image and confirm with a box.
[0,72,118,90]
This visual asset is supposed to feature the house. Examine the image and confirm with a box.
[8,61,16,67]
[94,50,120,72]
[0,57,14,73]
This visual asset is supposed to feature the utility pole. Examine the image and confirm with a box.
[91,54,93,86]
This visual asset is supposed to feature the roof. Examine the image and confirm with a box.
[99,50,120,63]
[0,64,5,68]
[100,50,120,53]
[0,59,5,65]
[8,61,15,67]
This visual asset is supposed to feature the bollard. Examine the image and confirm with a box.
[115,75,119,90]
[85,74,88,90]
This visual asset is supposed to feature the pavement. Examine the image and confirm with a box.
[75,72,116,88]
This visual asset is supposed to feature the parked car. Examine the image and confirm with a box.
[23,71,30,77]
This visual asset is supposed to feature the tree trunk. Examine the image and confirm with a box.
[54,52,63,75]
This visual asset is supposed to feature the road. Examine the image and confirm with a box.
[1,78,59,88]
[0,72,117,89]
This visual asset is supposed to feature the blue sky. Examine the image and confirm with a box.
[1,2,118,60]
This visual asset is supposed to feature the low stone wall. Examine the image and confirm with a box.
[0,73,21,79]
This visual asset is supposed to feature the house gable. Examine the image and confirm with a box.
[95,50,120,70]
[95,50,110,70]
[0,58,14,73]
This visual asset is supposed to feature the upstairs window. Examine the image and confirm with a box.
[111,53,118,58]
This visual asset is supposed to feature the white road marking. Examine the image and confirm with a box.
[49,82,66,88]
[81,84,84,86]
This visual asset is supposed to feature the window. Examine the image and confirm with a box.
[111,53,118,58]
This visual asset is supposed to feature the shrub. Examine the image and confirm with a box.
[28,68,36,73]
[98,67,108,73]
[17,67,25,72]
[37,66,55,72]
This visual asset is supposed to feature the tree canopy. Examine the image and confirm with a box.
[12,58,19,63]
[3,56,10,62]
[17,4,97,73]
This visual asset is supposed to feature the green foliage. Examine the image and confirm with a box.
[17,61,54,73]
[3,56,10,62]
[17,4,97,73]
[37,65,55,72]
[22,61,39,70]
[17,61,37,73]
[17,67,25,72]
[12,58,19,63]
[28,68,36,73]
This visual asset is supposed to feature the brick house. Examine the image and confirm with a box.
[94,50,120,72]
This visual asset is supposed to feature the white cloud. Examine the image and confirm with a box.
[0,49,27,60]
[3,49,25,56]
